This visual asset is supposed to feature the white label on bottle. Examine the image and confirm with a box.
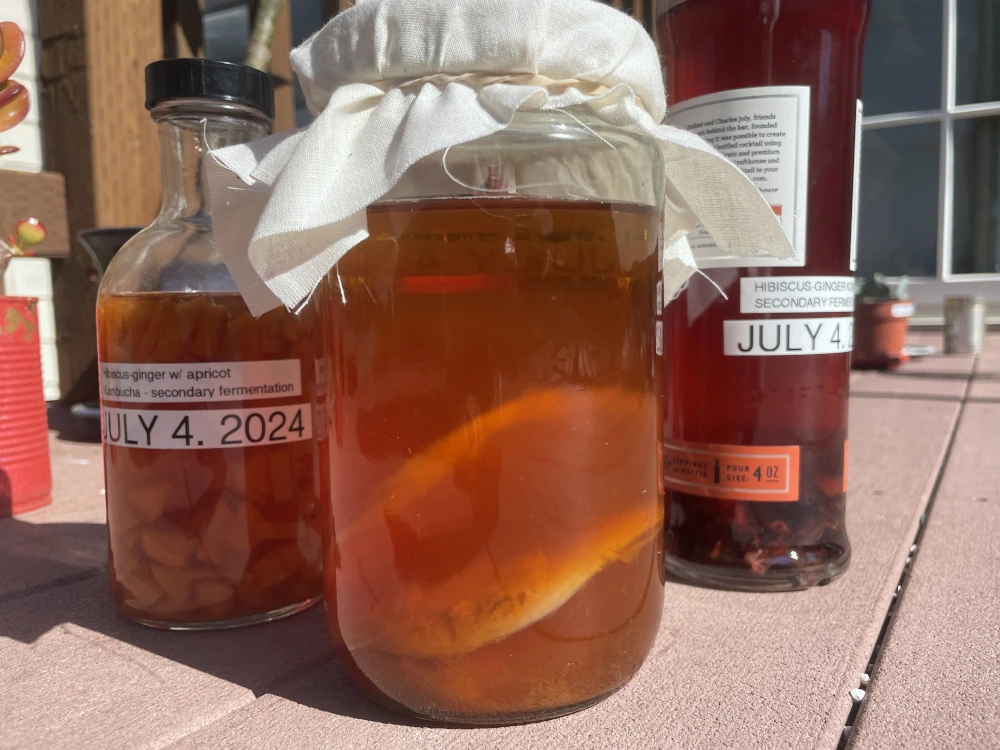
[655,320,664,356]
[666,86,811,268]
[656,280,664,312]
[723,316,853,356]
[101,403,313,450]
[739,276,855,314]
[891,302,914,319]
[850,100,863,272]
[100,360,302,403]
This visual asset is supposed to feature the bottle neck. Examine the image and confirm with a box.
[154,102,270,222]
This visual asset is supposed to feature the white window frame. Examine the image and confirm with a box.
[862,0,1000,325]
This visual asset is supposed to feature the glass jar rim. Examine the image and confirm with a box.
[149,98,271,125]
[455,108,661,151]
[376,106,665,210]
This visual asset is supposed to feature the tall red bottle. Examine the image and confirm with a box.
[657,0,871,590]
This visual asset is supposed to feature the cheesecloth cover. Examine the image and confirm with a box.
[207,0,793,315]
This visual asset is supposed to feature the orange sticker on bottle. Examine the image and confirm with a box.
[663,440,800,502]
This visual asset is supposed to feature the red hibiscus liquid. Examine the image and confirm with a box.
[657,0,871,590]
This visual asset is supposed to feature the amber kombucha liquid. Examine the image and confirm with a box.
[327,197,663,722]
[97,292,328,627]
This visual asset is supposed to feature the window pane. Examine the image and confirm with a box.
[862,0,943,116]
[203,0,244,11]
[952,117,1000,273]
[203,4,251,64]
[958,0,1000,105]
[291,0,326,127]
[291,0,325,46]
[857,124,940,278]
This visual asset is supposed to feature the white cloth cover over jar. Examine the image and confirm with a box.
[207,0,794,315]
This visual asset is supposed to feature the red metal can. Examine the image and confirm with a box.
[0,296,52,516]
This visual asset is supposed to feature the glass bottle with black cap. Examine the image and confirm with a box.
[96,59,330,629]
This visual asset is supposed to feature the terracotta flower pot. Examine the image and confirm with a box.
[852,298,913,371]
[0,296,52,516]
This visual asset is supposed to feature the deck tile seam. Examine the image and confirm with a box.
[837,360,977,750]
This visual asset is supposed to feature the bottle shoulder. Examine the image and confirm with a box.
[99,218,239,296]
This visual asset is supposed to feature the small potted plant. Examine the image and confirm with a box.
[852,273,913,370]
[0,18,52,516]
[0,216,46,276]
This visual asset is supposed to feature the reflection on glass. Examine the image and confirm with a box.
[958,0,1000,105]
[862,0,942,116]
[953,117,1000,274]
[857,124,940,278]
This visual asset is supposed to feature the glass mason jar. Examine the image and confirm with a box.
[325,110,666,724]
[97,60,328,629]
[657,0,871,590]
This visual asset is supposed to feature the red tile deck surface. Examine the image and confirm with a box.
[853,339,1000,750]
[1,333,995,749]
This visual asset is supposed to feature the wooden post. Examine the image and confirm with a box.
[39,0,163,232]
[38,0,164,403]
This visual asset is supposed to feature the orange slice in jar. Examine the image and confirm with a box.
[335,386,662,659]
[374,503,661,658]
[336,386,652,543]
